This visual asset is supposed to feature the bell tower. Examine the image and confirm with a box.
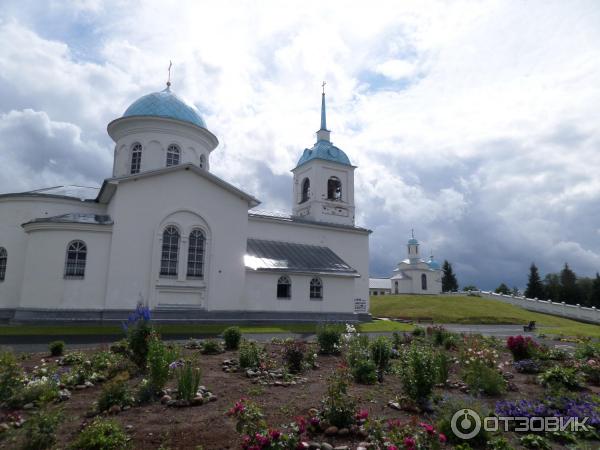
[291,85,356,226]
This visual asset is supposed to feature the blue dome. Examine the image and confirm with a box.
[122,87,206,128]
[408,238,419,245]
[427,258,441,270]
[295,139,352,168]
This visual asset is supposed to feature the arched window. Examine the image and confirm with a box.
[421,274,427,290]
[327,177,342,201]
[160,226,180,277]
[277,275,291,299]
[130,143,142,174]
[300,178,310,203]
[0,247,6,281]
[187,229,205,279]
[394,281,399,294]
[199,154,206,169]
[64,241,86,278]
[309,277,322,299]
[166,144,181,167]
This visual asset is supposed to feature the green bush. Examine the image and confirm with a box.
[411,326,425,337]
[370,336,392,382]
[60,351,85,366]
[351,359,377,384]
[282,340,306,374]
[97,380,134,412]
[435,351,451,385]
[574,340,600,359]
[316,324,343,355]
[437,401,490,447]
[9,378,59,408]
[397,344,437,406]
[520,434,550,449]
[22,408,63,450]
[175,361,201,401]
[486,437,515,450]
[223,326,242,350]
[345,334,370,368]
[321,368,356,428]
[238,341,262,369]
[69,418,129,450]
[0,351,24,403]
[48,341,65,357]
[147,337,178,393]
[538,366,583,391]
[463,360,506,396]
[200,339,223,355]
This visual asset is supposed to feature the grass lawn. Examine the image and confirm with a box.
[0,321,413,337]
[370,294,600,338]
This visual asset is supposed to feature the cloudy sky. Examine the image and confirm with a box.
[1,0,599,289]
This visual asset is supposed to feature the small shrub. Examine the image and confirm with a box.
[0,351,24,403]
[320,367,356,428]
[238,341,262,369]
[97,380,134,412]
[351,359,377,384]
[282,341,306,374]
[60,351,85,366]
[412,326,425,337]
[486,437,515,450]
[369,336,392,382]
[174,360,201,401]
[123,304,153,370]
[397,343,437,406]
[443,334,458,350]
[9,378,59,408]
[346,334,370,368]
[506,335,538,361]
[223,326,242,350]
[574,340,600,359]
[463,360,506,396]
[427,325,448,346]
[538,366,583,391]
[48,341,65,357]
[69,418,129,450]
[520,434,550,449]
[109,339,129,355]
[435,351,451,385]
[582,358,600,385]
[437,401,490,447]
[22,408,63,450]
[136,379,154,404]
[147,337,178,393]
[200,339,223,355]
[316,324,343,355]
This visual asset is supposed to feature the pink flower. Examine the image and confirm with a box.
[388,446,398,450]
[419,422,435,434]
[439,433,447,443]
[403,437,416,449]
[356,409,369,420]
[269,429,281,440]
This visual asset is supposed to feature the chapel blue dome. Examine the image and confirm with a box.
[122,86,206,128]
[296,139,352,168]
[427,258,441,270]
[408,238,419,245]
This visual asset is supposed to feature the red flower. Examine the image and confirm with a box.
[419,422,435,434]
[356,409,369,420]
[403,436,416,449]
[439,433,447,443]
[269,429,281,440]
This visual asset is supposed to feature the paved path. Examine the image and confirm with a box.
[0,324,552,353]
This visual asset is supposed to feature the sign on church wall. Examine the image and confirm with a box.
[354,298,367,313]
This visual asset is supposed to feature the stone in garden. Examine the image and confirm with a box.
[122,405,130,411]
[337,428,349,437]
[192,396,204,406]
[23,403,34,410]
[0,423,10,432]
[324,426,338,436]
[108,405,121,415]
[503,372,514,379]
[161,395,172,404]
[308,442,321,449]
[388,401,401,411]
[321,444,333,450]
[333,446,349,450]
[357,429,369,439]
[84,381,94,388]
[126,425,133,430]
[58,389,71,401]
[167,400,177,407]
[358,443,371,449]
[208,394,217,402]
[75,384,86,390]
[308,408,318,416]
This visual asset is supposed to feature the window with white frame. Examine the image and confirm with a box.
[421,273,428,290]
[166,144,181,167]
[300,178,310,203]
[187,228,205,278]
[277,275,291,299]
[199,154,206,169]
[160,226,180,277]
[64,241,86,278]
[327,176,342,201]
[0,247,6,281]
[130,143,142,174]
[309,277,322,299]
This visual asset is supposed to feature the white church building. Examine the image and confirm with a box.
[0,82,371,322]
[369,233,442,296]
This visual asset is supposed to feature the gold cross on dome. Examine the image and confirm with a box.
[322,80,326,94]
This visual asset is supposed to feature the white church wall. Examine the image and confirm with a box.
[104,169,249,311]
[0,197,106,309]
[244,272,357,313]
[19,227,111,309]
[247,216,369,311]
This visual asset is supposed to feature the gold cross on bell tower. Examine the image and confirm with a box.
[167,60,172,87]
[321,80,326,94]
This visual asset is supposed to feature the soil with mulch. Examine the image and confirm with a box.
[0,342,597,449]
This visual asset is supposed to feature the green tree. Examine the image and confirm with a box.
[543,273,561,301]
[591,273,600,308]
[577,277,594,306]
[495,283,511,295]
[524,263,544,299]
[442,260,458,292]
[560,263,580,304]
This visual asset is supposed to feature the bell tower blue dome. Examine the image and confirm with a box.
[122,86,206,129]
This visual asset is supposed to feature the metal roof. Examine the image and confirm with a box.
[0,185,100,202]
[24,213,113,226]
[369,278,391,289]
[248,210,370,233]
[245,238,358,276]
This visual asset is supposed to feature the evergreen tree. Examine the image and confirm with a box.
[543,273,561,301]
[495,283,511,295]
[560,263,580,304]
[591,273,600,308]
[442,260,458,292]
[524,263,544,299]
